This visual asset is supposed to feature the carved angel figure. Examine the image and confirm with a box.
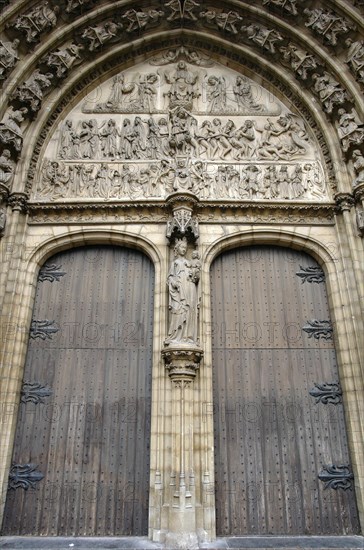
[345,39,364,84]
[0,107,27,153]
[233,76,263,112]
[352,150,364,187]
[165,238,200,346]
[166,0,199,21]
[11,2,59,43]
[207,76,227,112]
[279,43,319,80]
[121,9,163,32]
[243,24,284,53]
[13,70,53,112]
[337,109,364,153]
[82,22,120,51]
[44,44,84,78]
[200,9,243,34]
[0,39,19,80]
[262,0,299,16]
[0,149,15,188]
[304,8,355,46]
[312,73,348,114]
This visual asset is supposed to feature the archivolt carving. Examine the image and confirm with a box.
[24,37,339,196]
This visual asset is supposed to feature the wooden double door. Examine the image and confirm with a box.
[2,246,154,536]
[211,246,360,535]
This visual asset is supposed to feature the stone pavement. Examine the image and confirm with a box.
[0,536,363,549]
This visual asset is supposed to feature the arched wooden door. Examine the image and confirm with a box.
[211,245,360,536]
[2,245,154,536]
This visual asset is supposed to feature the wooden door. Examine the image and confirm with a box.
[211,245,360,535]
[2,245,154,536]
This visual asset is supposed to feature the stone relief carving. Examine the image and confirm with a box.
[312,73,349,114]
[34,55,328,203]
[336,109,364,153]
[304,8,356,46]
[12,70,54,113]
[199,9,243,34]
[8,2,60,43]
[43,44,84,79]
[0,208,6,236]
[279,43,322,80]
[81,21,122,51]
[35,158,326,202]
[166,0,200,22]
[65,0,96,13]
[0,149,16,188]
[242,24,284,53]
[352,150,364,187]
[0,107,27,156]
[0,39,20,80]
[345,39,364,85]
[165,238,200,346]
[262,0,300,15]
[121,8,164,32]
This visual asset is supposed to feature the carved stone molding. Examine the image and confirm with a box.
[335,192,355,213]
[162,346,203,382]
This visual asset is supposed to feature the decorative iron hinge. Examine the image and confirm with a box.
[38,263,66,282]
[8,463,44,490]
[296,265,325,284]
[29,319,59,340]
[21,381,53,404]
[302,320,333,340]
[309,382,342,404]
[318,464,354,490]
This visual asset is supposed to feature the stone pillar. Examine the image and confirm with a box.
[161,190,204,548]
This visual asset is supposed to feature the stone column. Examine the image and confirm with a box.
[161,190,204,548]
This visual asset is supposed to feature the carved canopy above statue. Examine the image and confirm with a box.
[34,48,329,204]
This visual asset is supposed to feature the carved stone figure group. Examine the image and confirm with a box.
[87,66,269,115]
[58,113,309,163]
[9,2,59,43]
[36,158,325,202]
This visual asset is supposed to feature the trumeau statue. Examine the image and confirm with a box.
[34,51,329,203]
[165,238,200,346]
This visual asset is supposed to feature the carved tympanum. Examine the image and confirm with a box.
[32,51,329,204]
